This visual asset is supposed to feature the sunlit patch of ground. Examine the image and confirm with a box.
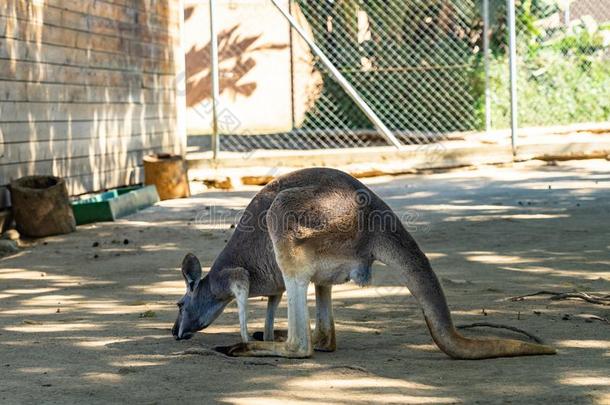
[0,159,608,403]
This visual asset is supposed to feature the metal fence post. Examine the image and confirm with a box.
[483,0,491,133]
[209,0,220,159]
[507,0,518,156]
[288,0,296,130]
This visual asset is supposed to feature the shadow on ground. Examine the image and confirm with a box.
[0,160,608,404]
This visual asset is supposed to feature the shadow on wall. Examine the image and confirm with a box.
[184,7,288,107]
[0,1,179,201]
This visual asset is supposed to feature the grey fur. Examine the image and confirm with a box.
[172,168,556,359]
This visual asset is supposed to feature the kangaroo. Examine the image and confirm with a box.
[172,167,556,359]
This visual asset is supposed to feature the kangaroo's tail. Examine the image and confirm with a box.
[372,225,556,360]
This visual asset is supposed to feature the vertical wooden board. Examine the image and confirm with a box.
[0,101,177,122]
[65,167,145,196]
[0,147,164,182]
[1,132,176,164]
[1,33,174,73]
[0,14,172,58]
[0,0,182,210]
[0,116,177,143]
[0,59,144,88]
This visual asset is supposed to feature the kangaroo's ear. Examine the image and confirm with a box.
[181,253,202,292]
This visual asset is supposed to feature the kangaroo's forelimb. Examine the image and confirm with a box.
[218,274,313,358]
[264,293,283,341]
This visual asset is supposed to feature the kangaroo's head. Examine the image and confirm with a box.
[172,253,229,340]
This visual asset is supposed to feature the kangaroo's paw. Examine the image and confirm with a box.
[312,329,336,352]
[213,341,310,358]
[252,330,287,342]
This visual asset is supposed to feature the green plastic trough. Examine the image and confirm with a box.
[71,185,160,225]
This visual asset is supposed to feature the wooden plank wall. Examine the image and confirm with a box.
[0,0,184,208]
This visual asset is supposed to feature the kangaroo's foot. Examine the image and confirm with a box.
[214,341,310,358]
[312,328,336,352]
[252,330,287,342]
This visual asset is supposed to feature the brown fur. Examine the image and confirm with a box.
[174,168,556,359]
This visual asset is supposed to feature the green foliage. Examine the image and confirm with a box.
[297,0,481,134]
[544,17,610,61]
[489,55,610,127]
[490,15,610,127]
[295,0,609,136]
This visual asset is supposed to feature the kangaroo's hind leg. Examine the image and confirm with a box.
[313,284,336,352]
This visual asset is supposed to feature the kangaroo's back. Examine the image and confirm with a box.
[211,168,377,293]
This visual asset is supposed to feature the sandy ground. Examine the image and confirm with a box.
[0,159,609,404]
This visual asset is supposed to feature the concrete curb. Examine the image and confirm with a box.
[186,128,610,187]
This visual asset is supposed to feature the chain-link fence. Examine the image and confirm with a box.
[485,0,610,130]
[185,0,610,154]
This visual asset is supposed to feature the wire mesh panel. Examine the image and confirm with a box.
[296,0,483,145]
[185,1,609,154]
[184,0,378,152]
[185,0,490,153]
[491,0,610,129]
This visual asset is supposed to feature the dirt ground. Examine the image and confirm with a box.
[1,159,609,404]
